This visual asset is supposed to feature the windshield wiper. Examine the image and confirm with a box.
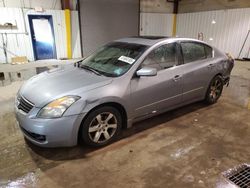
[80,65,102,76]
[74,58,85,67]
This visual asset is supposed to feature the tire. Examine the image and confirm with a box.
[205,75,223,104]
[80,106,122,147]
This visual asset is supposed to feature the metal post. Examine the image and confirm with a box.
[237,30,250,59]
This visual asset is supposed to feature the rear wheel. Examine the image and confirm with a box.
[80,106,122,147]
[205,75,223,104]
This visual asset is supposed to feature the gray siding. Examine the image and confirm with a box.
[79,0,139,56]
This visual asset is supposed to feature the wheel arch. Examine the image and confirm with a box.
[206,73,223,89]
[215,73,223,77]
[204,73,224,104]
[77,102,128,143]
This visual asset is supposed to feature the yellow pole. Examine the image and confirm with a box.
[172,14,177,37]
[65,9,72,59]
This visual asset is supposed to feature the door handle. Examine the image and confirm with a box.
[208,64,215,68]
[173,75,182,82]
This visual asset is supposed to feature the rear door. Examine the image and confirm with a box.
[179,41,215,102]
[130,42,183,118]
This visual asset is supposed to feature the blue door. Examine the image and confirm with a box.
[28,15,56,60]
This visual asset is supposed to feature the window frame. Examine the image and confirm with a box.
[179,41,214,64]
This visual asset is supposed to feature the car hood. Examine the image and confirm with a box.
[20,65,113,107]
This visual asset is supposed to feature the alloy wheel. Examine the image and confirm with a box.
[88,112,118,143]
[209,78,223,101]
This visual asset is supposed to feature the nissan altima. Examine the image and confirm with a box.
[15,36,234,147]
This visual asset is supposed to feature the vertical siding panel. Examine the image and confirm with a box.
[139,13,173,36]
[188,13,193,37]
[190,13,194,37]
[246,9,250,58]
[185,13,190,37]
[177,8,250,57]
[241,9,250,58]
[71,11,81,58]
[53,10,62,59]
[58,10,64,58]
[0,7,81,63]
[181,14,186,37]
[176,14,180,36]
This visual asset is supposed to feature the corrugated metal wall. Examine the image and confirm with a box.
[140,13,173,36]
[177,8,250,58]
[0,8,32,63]
[71,11,82,58]
[0,8,81,63]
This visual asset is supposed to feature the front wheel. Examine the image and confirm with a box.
[205,75,223,104]
[80,106,122,147]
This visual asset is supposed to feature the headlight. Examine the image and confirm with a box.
[37,96,80,118]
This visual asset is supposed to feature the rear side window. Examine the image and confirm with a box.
[181,42,207,64]
[204,45,213,58]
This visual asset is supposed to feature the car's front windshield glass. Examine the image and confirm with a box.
[80,42,148,77]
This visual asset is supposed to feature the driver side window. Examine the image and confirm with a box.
[142,43,178,71]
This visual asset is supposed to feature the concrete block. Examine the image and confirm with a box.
[2,79,11,86]
[0,72,11,86]
[10,72,22,82]
[36,67,50,74]
[0,72,4,81]
[20,69,36,80]
[1,72,11,86]
[2,72,11,86]
[10,69,36,82]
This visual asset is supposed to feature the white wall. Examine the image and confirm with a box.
[0,8,33,63]
[179,0,250,13]
[71,11,82,58]
[0,7,81,63]
[0,0,62,9]
[177,8,250,58]
[140,13,173,36]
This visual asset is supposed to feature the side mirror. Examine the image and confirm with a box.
[136,67,157,77]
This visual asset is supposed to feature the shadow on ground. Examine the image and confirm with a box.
[26,101,208,162]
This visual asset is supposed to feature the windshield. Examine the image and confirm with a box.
[80,42,148,77]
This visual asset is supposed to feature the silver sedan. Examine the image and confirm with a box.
[15,37,234,147]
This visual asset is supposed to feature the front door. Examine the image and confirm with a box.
[28,15,56,60]
[130,42,183,119]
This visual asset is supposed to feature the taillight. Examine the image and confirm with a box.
[226,53,234,63]
[225,53,234,72]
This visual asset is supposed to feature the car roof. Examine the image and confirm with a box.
[115,36,211,47]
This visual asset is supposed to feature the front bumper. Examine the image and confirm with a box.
[15,106,85,147]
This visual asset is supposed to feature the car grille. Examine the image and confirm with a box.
[223,164,250,188]
[17,96,34,113]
